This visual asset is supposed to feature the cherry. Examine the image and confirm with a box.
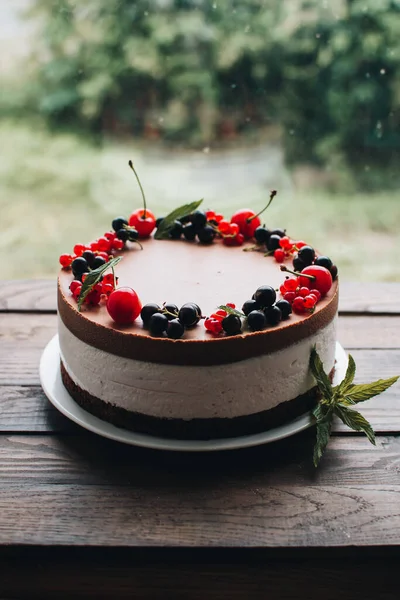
[299,266,332,296]
[107,287,142,325]
[127,160,156,238]
[231,190,277,239]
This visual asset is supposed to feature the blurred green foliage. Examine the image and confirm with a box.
[23,0,400,179]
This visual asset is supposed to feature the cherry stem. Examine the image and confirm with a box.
[247,190,277,223]
[280,265,315,281]
[128,160,147,219]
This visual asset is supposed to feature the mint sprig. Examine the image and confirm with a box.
[218,305,245,318]
[154,199,203,240]
[310,347,399,467]
[77,256,122,311]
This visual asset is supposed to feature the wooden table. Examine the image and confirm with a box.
[1,280,400,599]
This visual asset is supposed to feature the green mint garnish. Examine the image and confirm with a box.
[218,305,245,318]
[154,199,203,240]
[310,347,399,467]
[77,256,122,311]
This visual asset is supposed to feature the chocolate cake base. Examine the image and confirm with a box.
[60,360,334,440]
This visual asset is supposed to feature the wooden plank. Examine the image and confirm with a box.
[1,280,400,314]
[0,556,399,599]
[338,316,400,349]
[0,435,400,548]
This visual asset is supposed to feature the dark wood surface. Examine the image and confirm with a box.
[1,279,400,599]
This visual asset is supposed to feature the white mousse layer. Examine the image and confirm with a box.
[59,316,337,420]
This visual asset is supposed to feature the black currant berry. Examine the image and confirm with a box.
[163,303,179,320]
[155,217,164,228]
[149,313,169,336]
[112,217,128,232]
[222,314,242,335]
[128,229,139,242]
[269,228,286,238]
[167,319,185,339]
[82,250,95,268]
[266,234,281,251]
[92,256,106,269]
[178,214,192,225]
[293,254,306,272]
[275,299,292,320]
[116,228,129,242]
[140,303,160,326]
[254,226,270,244]
[264,305,282,326]
[247,310,266,331]
[242,299,259,316]
[314,255,333,270]
[298,245,315,266]
[169,220,183,240]
[197,225,216,244]
[71,257,88,276]
[253,285,276,308]
[183,223,197,241]
[191,210,207,230]
[330,265,338,280]
[178,303,201,327]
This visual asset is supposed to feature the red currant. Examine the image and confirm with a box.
[97,251,109,261]
[279,236,292,250]
[230,209,260,239]
[292,296,306,314]
[112,238,125,251]
[59,254,73,268]
[73,244,85,257]
[69,280,81,293]
[294,241,308,249]
[284,278,299,292]
[204,317,223,334]
[283,291,296,304]
[128,209,156,238]
[214,213,224,223]
[300,266,332,296]
[107,287,142,325]
[104,232,116,241]
[90,241,99,251]
[218,220,231,235]
[304,295,317,309]
[101,283,114,296]
[298,286,310,298]
[72,284,82,301]
[309,288,321,302]
[86,289,101,305]
[97,237,111,253]
[274,248,285,263]
[205,210,216,220]
[102,273,116,286]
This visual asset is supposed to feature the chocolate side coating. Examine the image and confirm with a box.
[61,360,335,440]
[58,281,338,366]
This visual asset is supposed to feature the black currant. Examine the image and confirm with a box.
[128,229,139,242]
[82,250,95,268]
[149,313,169,336]
[275,299,292,320]
[264,305,282,326]
[116,228,129,242]
[247,310,266,331]
[242,299,259,316]
[269,228,286,238]
[178,214,192,224]
[197,225,216,244]
[167,319,185,339]
[254,226,270,244]
[183,223,197,241]
[141,303,161,326]
[191,210,207,230]
[163,302,179,320]
[298,245,315,266]
[222,314,242,335]
[315,255,333,270]
[266,234,281,251]
[330,265,338,280]
[112,216,128,232]
[178,303,201,327]
[71,257,88,276]
[253,285,276,308]
[92,256,106,269]
[155,217,164,228]
[293,254,306,272]
[168,220,183,240]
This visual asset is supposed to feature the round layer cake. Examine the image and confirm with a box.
[58,236,338,439]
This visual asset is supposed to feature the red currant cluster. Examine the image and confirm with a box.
[280,277,321,314]
[69,273,117,306]
[204,303,236,335]
[59,231,125,270]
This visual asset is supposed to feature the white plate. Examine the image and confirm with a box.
[40,336,347,452]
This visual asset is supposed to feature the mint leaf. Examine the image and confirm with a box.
[334,354,356,396]
[218,305,245,318]
[77,256,122,311]
[313,417,332,467]
[154,199,203,240]
[309,347,333,401]
[344,376,399,403]
[334,406,376,445]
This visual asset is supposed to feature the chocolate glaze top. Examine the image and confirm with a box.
[58,237,338,366]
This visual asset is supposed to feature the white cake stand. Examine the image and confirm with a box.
[40,335,347,452]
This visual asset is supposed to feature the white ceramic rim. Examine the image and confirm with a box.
[40,335,347,452]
